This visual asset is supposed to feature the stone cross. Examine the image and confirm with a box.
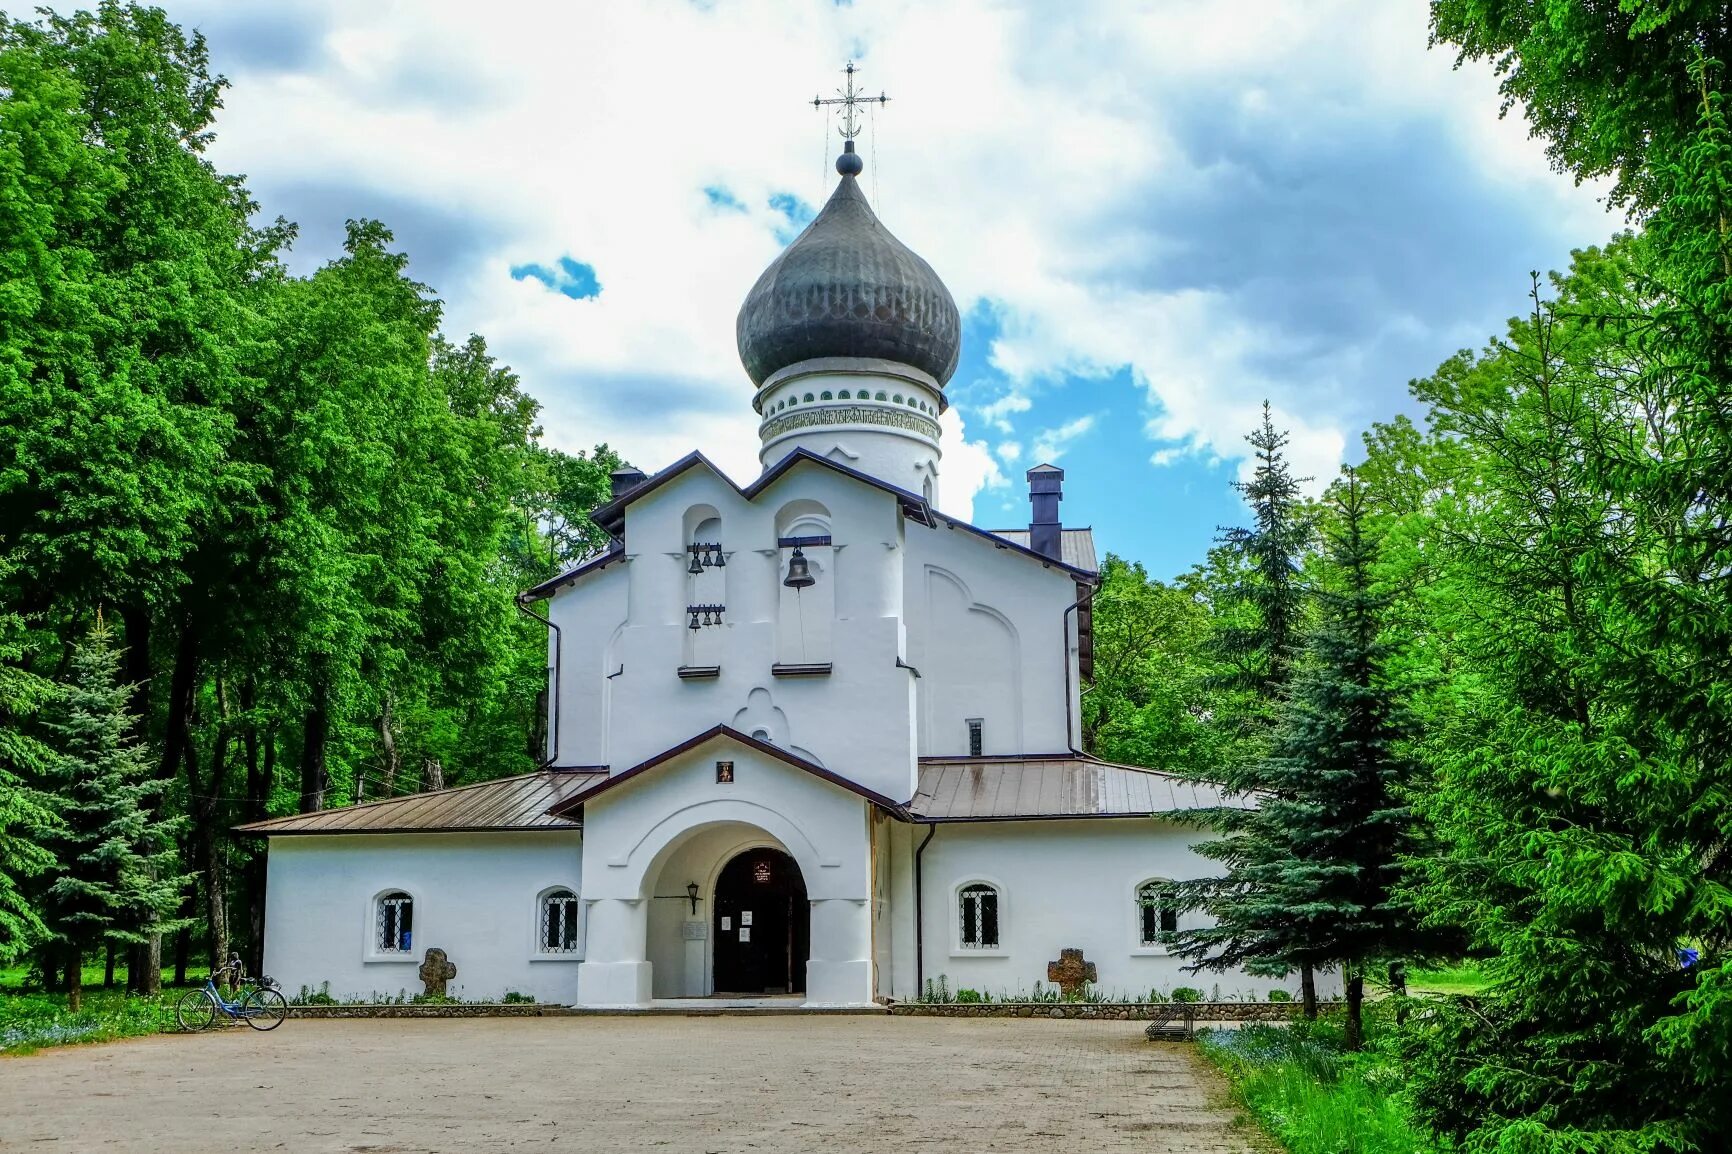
[419,947,457,997]
[1046,948,1097,997]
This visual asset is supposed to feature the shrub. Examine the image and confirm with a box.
[1268,989,1293,1002]
[502,991,535,1004]
[955,988,984,1004]
[294,982,339,1006]
[1170,986,1204,1003]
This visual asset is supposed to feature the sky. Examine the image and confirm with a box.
[152,0,1618,578]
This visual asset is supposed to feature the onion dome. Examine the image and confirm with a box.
[737,144,961,388]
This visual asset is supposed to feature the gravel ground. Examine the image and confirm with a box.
[1,1015,1253,1153]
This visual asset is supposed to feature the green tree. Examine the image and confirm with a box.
[0,579,61,960]
[1081,555,1219,773]
[1177,405,1322,1012]
[41,621,187,1010]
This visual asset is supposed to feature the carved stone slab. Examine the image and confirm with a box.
[419,947,457,997]
[1046,948,1097,997]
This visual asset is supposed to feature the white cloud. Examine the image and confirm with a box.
[973,390,1033,433]
[995,441,1023,465]
[1030,415,1098,463]
[168,0,1614,509]
[937,407,1005,521]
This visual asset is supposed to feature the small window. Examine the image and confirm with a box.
[803,392,814,402]
[821,390,833,400]
[1138,881,1179,947]
[967,719,983,757]
[540,889,580,953]
[893,394,903,403]
[959,884,999,949]
[377,891,413,953]
[838,390,851,399]
[875,391,887,401]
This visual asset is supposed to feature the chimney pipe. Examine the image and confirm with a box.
[1027,464,1063,561]
[610,467,647,501]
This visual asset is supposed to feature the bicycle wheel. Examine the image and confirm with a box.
[175,988,216,1032]
[242,986,288,1030]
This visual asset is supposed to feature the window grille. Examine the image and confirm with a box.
[540,889,579,953]
[1138,881,1179,946]
[967,719,983,757]
[959,884,999,949]
[377,891,413,953]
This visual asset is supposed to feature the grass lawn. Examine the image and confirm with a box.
[1,963,213,1054]
[1406,963,1490,996]
[1198,1015,1437,1154]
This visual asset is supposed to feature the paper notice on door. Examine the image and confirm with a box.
[721,916,731,931]
[739,927,751,943]
[741,911,753,926]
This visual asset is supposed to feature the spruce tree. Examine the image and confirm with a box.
[0,585,61,960]
[41,620,187,1009]
[1177,404,1321,1012]
[1254,471,1417,1048]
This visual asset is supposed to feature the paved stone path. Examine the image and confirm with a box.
[0,1016,1253,1152]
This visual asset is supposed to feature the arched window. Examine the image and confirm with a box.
[1137,880,1179,947]
[376,891,413,953]
[821,390,833,400]
[958,883,999,949]
[540,888,579,953]
[838,389,851,399]
[803,392,815,402]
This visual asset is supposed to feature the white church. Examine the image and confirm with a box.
[242,130,1316,1009]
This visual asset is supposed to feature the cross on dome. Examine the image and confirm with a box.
[813,61,888,176]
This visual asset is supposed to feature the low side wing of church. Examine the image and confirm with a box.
[240,138,1332,1009]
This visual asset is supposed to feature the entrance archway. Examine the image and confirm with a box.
[712,847,808,995]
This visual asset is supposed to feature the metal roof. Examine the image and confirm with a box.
[908,756,1247,821]
[736,169,960,388]
[986,528,1098,574]
[234,770,604,836]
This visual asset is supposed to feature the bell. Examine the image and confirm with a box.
[687,546,704,576]
[714,547,726,568]
[688,607,701,630]
[783,546,815,590]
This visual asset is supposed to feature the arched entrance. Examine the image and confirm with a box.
[712,847,808,995]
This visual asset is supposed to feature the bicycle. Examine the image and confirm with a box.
[175,955,288,1032]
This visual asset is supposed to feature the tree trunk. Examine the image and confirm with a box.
[39,943,58,994]
[104,942,116,988]
[242,709,275,975]
[1344,968,1365,1051]
[65,941,82,1012]
[142,937,162,996]
[1390,959,1409,1025]
[173,918,189,987]
[1301,963,1318,1020]
[423,756,443,792]
[117,604,151,737]
[375,693,400,801]
[298,678,330,813]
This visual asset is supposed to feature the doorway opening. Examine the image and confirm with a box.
[712,847,808,995]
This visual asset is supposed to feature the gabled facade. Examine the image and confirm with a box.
[242,139,1331,1009]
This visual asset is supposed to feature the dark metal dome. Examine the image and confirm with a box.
[736,155,961,388]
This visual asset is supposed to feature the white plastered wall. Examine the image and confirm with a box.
[576,734,875,1008]
[548,460,918,804]
[902,520,1079,757]
[261,832,583,1004]
[909,819,1339,1002]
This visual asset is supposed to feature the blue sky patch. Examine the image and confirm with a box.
[769,192,815,244]
[510,256,602,300]
[704,185,747,212]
